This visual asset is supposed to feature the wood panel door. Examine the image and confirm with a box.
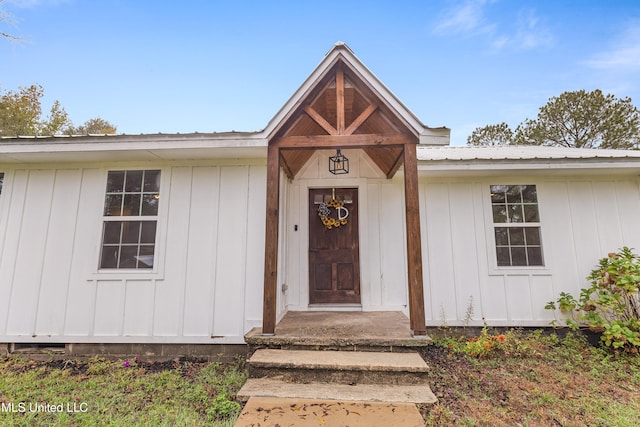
[309,188,360,304]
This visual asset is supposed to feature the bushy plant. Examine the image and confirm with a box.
[546,247,640,352]
[464,326,508,357]
[206,394,241,421]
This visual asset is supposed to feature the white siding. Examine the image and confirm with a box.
[0,163,266,344]
[2,157,640,342]
[422,176,640,327]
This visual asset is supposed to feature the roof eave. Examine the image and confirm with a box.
[417,158,640,175]
[0,132,268,164]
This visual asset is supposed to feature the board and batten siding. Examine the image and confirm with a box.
[0,164,266,344]
[422,176,640,327]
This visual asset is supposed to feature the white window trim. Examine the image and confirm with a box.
[90,168,169,281]
[483,182,550,276]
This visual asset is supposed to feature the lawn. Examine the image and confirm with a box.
[422,329,640,426]
[1,331,638,426]
[0,355,246,426]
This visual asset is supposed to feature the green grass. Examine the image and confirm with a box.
[0,356,246,426]
[424,329,640,426]
[3,331,639,426]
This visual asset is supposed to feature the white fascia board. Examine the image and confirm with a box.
[419,128,451,145]
[417,159,640,175]
[0,134,268,164]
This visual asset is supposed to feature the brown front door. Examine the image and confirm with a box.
[309,188,360,304]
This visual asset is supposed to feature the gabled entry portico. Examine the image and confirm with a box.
[262,43,443,336]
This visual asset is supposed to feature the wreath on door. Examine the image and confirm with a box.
[317,192,349,230]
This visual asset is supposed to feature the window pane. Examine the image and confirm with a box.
[0,172,4,195]
[511,247,527,266]
[104,195,123,216]
[100,246,119,269]
[490,185,507,203]
[140,221,157,243]
[527,247,543,266]
[103,221,122,244]
[143,170,161,192]
[521,185,538,203]
[492,205,507,223]
[508,204,523,223]
[119,246,138,268]
[100,169,161,270]
[122,221,141,244]
[124,170,143,192]
[524,205,540,222]
[106,171,125,193]
[506,186,522,204]
[123,194,141,216]
[142,194,159,216]
[525,227,541,245]
[496,247,511,266]
[509,227,525,245]
[495,227,509,245]
[138,245,155,268]
[491,185,542,268]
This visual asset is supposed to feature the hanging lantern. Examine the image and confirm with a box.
[328,149,349,175]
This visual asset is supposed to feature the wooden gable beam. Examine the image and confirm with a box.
[386,148,405,178]
[336,67,345,134]
[345,103,377,136]
[280,149,315,179]
[303,105,337,136]
[274,133,414,148]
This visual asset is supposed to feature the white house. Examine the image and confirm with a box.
[2,43,640,351]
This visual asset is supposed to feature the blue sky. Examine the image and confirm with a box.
[1,0,639,145]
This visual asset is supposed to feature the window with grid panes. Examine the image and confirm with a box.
[99,170,160,269]
[490,185,543,267]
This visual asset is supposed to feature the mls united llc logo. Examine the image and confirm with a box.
[1,402,88,413]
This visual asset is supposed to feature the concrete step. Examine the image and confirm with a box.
[237,377,438,404]
[245,326,432,353]
[250,349,429,372]
[248,348,430,385]
[236,397,427,427]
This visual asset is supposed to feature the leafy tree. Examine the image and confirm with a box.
[41,100,72,136]
[0,84,116,137]
[468,89,640,149]
[0,84,44,136]
[71,117,117,135]
[467,122,513,146]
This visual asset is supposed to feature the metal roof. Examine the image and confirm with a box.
[417,145,640,161]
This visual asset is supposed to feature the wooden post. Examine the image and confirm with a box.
[403,143,427,336]
[262,144,280,335]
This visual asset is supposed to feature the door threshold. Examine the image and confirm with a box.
[307,304,363,311]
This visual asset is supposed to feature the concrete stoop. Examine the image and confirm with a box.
[237,349,437,405]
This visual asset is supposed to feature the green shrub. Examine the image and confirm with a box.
[206,394,241,421]
[546,247,640,353]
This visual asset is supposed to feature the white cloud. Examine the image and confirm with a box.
[490,8,552,51]
[434,0,495,36]
[586,22,640,72]
[435,1,552,52]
